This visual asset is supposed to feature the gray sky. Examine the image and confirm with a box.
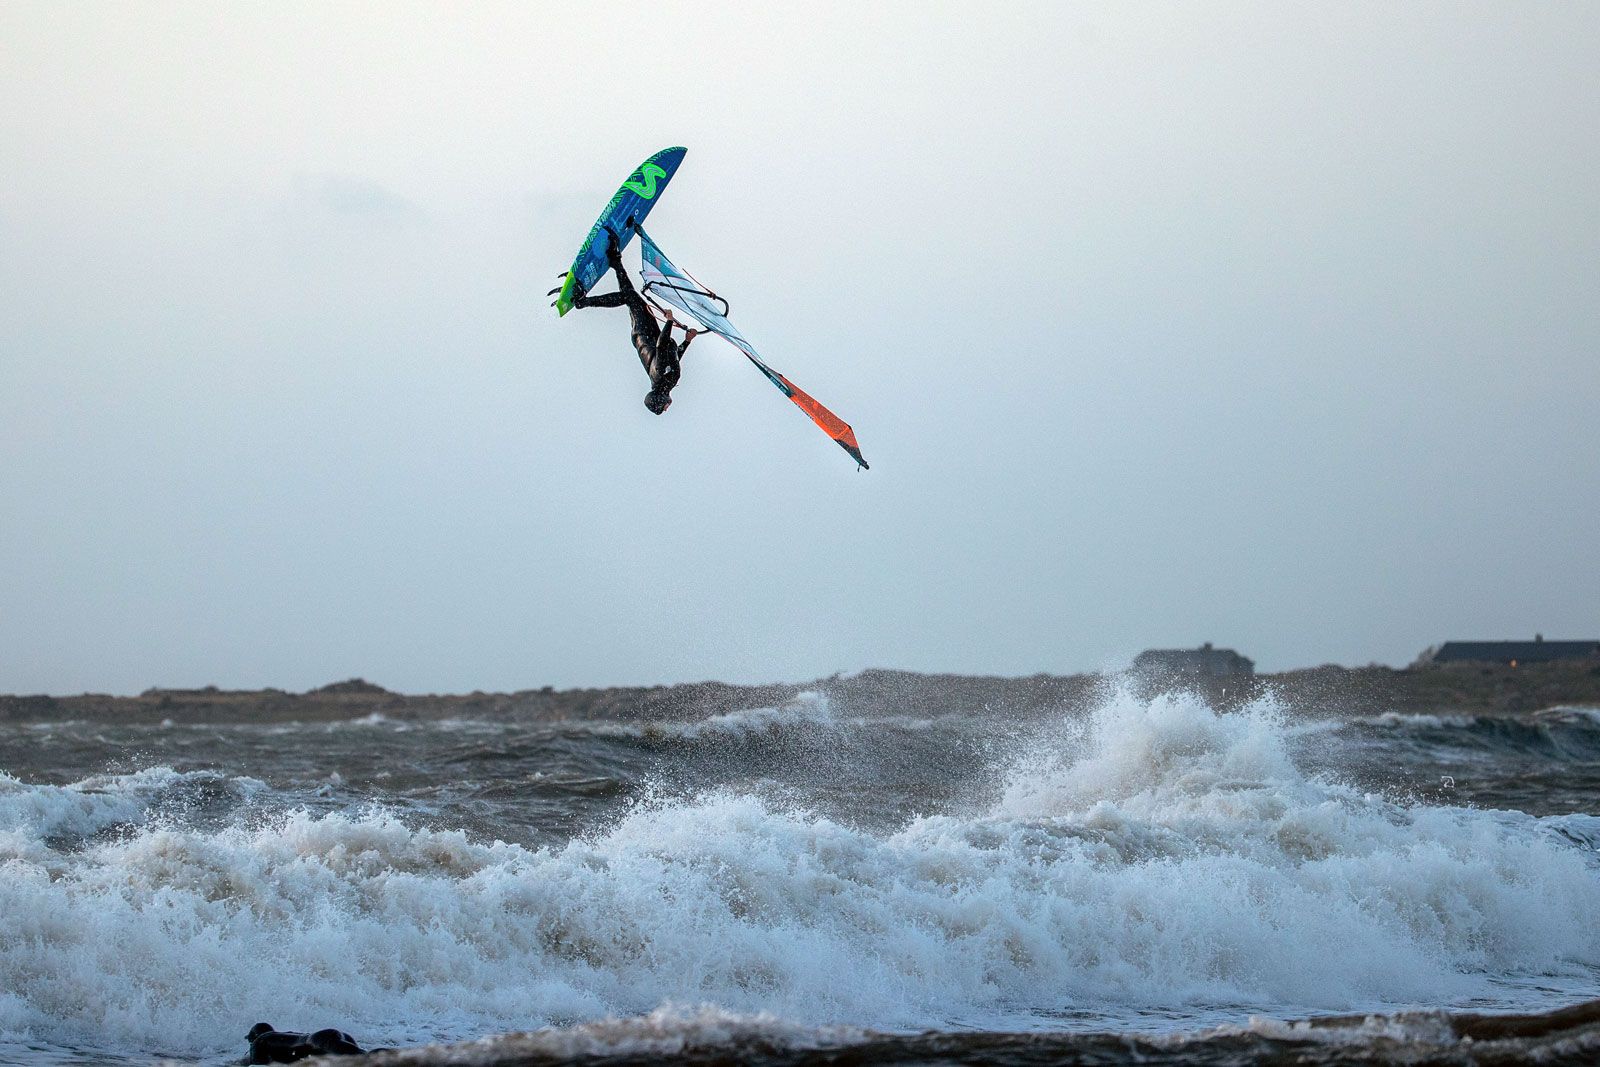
[2,2,1597,694]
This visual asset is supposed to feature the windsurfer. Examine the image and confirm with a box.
[567,231,698,414]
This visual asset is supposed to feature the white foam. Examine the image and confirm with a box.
[674,690,838,737]
[2,691,1598,1058]
[593,692,944,741]
[1365,712,1480,728]
[0,767,263,844]
[1534,706,1600,726]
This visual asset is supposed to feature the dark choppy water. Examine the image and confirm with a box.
[3,688,1599,1065]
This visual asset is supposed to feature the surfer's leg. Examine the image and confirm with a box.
[573,291,627,309]
[622,291,658,342]
[611,255,640,297]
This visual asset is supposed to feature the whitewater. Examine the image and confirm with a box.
[2,687,1599,1064]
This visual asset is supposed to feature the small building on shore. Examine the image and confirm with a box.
[1415,635,1600,667]
[1131,642,1255,680]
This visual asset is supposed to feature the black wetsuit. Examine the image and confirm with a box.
[572,238,694,409]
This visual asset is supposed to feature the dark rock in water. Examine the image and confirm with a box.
[244,1023,371,1063]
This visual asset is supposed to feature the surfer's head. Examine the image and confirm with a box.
[644,388,672,415]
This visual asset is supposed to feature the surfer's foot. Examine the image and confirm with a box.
[564,272,591,308]
[549,272,582,307]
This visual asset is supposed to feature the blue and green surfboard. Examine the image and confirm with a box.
[552,146,687,316]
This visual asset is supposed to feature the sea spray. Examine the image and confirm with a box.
[1,690,1597,1060]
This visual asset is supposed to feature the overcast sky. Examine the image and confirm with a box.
[2,2,1597,694]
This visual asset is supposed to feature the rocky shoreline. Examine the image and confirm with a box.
[5,661,1599,725]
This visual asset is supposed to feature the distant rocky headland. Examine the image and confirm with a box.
[4,661,1599,724]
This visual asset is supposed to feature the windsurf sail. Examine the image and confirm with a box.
[635,227,868,469]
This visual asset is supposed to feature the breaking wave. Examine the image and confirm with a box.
[2,690,1598,1059]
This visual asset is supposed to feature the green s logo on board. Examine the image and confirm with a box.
[622,163,667,199]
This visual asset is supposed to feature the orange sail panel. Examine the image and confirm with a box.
[777,376,867,468]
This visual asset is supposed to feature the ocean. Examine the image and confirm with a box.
[3,686,1600,1065]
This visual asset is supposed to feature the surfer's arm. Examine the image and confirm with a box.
[655,322,679,367]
